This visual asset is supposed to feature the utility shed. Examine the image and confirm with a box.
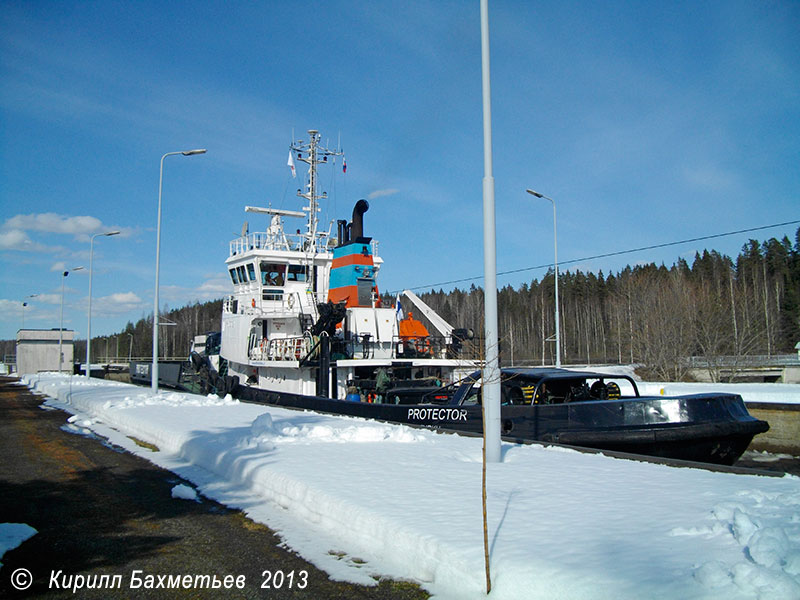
[17,329,74,374]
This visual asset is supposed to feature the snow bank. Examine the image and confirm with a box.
[639,381,800,405]
[21,373,800,599]
[171,484,200,502]
[563,365,800,404]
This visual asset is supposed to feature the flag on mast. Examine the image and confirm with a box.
[343,157,347,173]
[287,151,296,178]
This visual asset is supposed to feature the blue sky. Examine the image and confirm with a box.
[1,1,798,344]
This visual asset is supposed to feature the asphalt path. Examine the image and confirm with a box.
[0,377,427,599]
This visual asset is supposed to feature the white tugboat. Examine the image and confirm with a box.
[185,129,768,465]
[215,129,479,403]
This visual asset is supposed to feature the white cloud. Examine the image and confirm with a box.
[33,293,62,305]
[92,292,145,316]
[0,298,56,327]
[4,213,103,237]
[108,292,142,304]
[0,229,29,249]
[368,188,400,200]
[0,228,62,252]
[156,278,230,309]
[681,165,738,193]
[196,277,232,297]
[0,299,23,318]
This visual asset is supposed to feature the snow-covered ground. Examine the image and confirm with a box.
[8,373,800,599]
[640,381,800,405]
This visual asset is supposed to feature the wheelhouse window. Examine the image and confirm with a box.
[236,265,247,284]
[247,263,256,282]
[229,268,239,284]
[287,264,307,282]
[260,262,286,287]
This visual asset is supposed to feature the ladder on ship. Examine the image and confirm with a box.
[300,312,315,332]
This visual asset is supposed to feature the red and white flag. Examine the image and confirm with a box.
[287,151,296,178]
[343,157,347,173]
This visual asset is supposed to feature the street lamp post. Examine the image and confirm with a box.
[153,149,206,393]
[86,231,120,378]
[59,267,84,373]
[480,0,501,464]
[526,189,561,367]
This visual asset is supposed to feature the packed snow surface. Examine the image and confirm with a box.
[21,374,800,599]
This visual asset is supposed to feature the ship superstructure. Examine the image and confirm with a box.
[219,130,478,401]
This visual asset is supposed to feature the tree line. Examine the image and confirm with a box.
[4,229,797,381]
[36,300,224,364]
[415,228,800,381]
[102,299,225,361]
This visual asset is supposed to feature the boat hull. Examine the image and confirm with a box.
[129,360,187,389]
[235,385,768,465]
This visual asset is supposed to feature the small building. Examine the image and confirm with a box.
[16,329,74,374]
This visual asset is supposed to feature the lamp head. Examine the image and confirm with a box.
[182,149,207,156]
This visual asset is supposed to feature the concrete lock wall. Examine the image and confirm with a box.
[746,403,800,455]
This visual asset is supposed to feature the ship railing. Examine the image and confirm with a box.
[229,232,299,255]
[250,335,313,362]
[684,354,800,368]
[229,231,350,256]
[229,232,380,259]
[246,333,483,363]
[334,335,481,361]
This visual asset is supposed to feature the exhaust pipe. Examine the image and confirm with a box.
[350,199,369,240]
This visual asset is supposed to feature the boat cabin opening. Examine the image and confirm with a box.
[446,370,641,407]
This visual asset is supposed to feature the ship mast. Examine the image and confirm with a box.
[290,129,343,253]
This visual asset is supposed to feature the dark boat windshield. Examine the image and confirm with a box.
[451,369,640,406]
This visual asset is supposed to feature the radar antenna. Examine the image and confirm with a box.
[290,129,343,253]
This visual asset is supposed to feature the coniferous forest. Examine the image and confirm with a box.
[4,229,798,382]
[416,229,800,381]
